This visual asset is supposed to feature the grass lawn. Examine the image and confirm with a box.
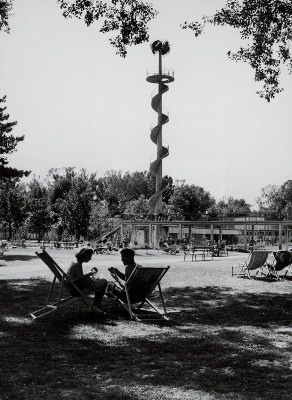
[0,247,291,400]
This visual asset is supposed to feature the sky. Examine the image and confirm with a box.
[1,0,292,209]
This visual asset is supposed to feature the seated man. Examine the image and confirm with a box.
[273,250,292,271]
[107,248,142,295]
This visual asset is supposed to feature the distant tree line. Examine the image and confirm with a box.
[0,166,260,241]
[2,164,291,242]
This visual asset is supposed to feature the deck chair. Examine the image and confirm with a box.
[262,251,292,280]
[107,265,170,322]
[30,250,105,319]
[231,250,271,278]
[0,240,8,256]
[162,242,177,255]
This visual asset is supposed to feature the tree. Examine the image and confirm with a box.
[5,2,290,101]
[256,183,283,219]
[57,1,292,99]
[162,175,174,204]
[0,0,12,33]
[280,179,292,200]
[3,1,292,101]
[120,170,155,201]
[48,168,97,239]
[169,183,216,220]
[123,194,150,218]
[182,0,292,101]
[57,0,158,57]
[24,178,52,242]
[0,95,30,179]
[0,178,27,239]
[257,180,292,219]
[88,200,112,239]
[98,170,155,216]
[213,196,251,218]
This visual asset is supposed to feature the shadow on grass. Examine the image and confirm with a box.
[0,254,38,263]
[0,280,291,400]
[165,286,292,326]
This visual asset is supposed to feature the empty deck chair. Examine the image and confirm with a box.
[263,250,292,280]
[30,250,105,319]
[231,250,271,279]
[107,265,170,322]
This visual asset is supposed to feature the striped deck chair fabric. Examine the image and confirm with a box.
[232,250,271,278]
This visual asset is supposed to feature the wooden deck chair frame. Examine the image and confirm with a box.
[262,251,292,280]
[107,265,170,322]
[30,250,104,319]
[231,250,271,279]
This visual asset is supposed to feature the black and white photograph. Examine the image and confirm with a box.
[1,1,292,399]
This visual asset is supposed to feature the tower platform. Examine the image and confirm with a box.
[146,68,174,84]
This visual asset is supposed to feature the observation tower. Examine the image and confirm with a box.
[146,40,174,247]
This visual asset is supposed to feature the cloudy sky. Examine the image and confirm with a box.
[1,0,292,208]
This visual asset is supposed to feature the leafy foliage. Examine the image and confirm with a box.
[212,196,251,218]
[257,180,292,219]
[0,0,12,33]
[123,194,150,216]
[151,39,170,56]
[2,165,286,240]
[169,182,216,220]
[48,168,98,239]
[3,1,292,101]
[161,175,174,204]
[182,0,292,101]
[98,170,155,216]
[0,95,30,180]
[88,200,113,239]
[57,0,158,57]
[0,178,27,238]
[24,178,53,241]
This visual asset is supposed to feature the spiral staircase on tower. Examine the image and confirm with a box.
[146,68,174,212]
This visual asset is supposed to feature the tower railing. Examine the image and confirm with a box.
[149,144,170,163]
[146,68,175,78]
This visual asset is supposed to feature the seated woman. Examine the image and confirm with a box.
[67,247,107,309]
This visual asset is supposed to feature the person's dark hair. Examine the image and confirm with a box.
[75,247,93,262]
[120,248,135,259]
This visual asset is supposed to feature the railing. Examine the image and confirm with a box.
[150,107,169,124]
[149,145,169,163]
[146,68,175,78]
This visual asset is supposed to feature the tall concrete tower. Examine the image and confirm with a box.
[146,40,174,247]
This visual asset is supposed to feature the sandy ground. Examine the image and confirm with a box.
[1,246,291,296]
